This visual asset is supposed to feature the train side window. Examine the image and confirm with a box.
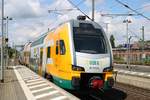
[56,40,59,55]
[60,40,66,55]
[47,46,51,58]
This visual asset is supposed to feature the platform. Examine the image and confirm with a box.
[114,69,150,78]
[0,68,27,100]
[0,65,79,100]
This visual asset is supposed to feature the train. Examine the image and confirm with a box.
[21,16,114,90]
[20,42,32,66]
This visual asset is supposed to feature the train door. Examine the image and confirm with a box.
[56,39,66,72]
[39,48,43,75]
[59,39,66,69]
[42,47,47,77]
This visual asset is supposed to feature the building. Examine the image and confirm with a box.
[113,41,150,65]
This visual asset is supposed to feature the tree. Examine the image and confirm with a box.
[110,34,115,48]
[8,47,18,58]
[117,44,123,48]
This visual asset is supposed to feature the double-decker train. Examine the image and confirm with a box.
[21,16,114,90]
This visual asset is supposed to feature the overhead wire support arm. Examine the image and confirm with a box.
[116,0,150,21]
[48,9,80,16]
[48,9,77,12]
[48,8,77,15]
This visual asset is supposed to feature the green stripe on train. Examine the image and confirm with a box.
[53,76,74,89]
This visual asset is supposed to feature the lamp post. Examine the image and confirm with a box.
[4,16,12,39]
[3,16,13,68]
[123,19,132,68]
[1,0,4,82]
[141,26,145,65]
[128,36,133,70]
[105,22,110,38]
[92,0,95,21]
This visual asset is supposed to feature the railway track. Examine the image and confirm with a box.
[115,83,150,100]
[68,82,150,100]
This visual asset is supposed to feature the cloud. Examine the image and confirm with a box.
[0,0,52,45]
[4,0,47,18]
[0,0,149,47]
[8,17,52,44]
[142,3,150,12]
[91,11,150,45]
[48,0,73,10]
[47,0,82,27]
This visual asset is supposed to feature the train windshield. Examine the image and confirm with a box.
[73,23,108,54]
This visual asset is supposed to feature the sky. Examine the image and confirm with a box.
[0,0,150,46]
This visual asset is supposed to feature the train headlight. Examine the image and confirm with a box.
[72,65,85,71]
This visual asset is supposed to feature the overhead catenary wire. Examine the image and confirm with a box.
[76,0,87,6]
[47,0,87,34]
[45,1,83,38]
[101,13,139,16]
[128,29,141,40]
[47,0,86,29]
[115,0,150,21]
[67,0,92,21]
[48,0,87,16]
[127,4,150,16]
[134,4,150,11]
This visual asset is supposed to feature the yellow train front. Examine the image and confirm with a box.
[31,16,114,90]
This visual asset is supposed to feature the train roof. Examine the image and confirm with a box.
[31,32,48,47]
[57,19,103,30]
[23,42,32,52]
[30,18,103,47]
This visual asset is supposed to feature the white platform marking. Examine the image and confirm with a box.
[23,76,40,80]
[130,72,137,75]
[14,67,36,100]
[26,78,43,83]
[31,87,53,94]
[147,74,150,77]
[115,69,150,77]
[138,73,145,76]
[27,81,45,86]
[124,71,130,74]
[29,83,48,89]
[118,70,125,73]
[51,96,67,100]
[14,65,79,100]
[35,90,59,99]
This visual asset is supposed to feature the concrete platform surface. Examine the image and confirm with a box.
[114,69,150,78]
[116,73,150,90]
[0,69,27,100]
[0,65,79,100]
